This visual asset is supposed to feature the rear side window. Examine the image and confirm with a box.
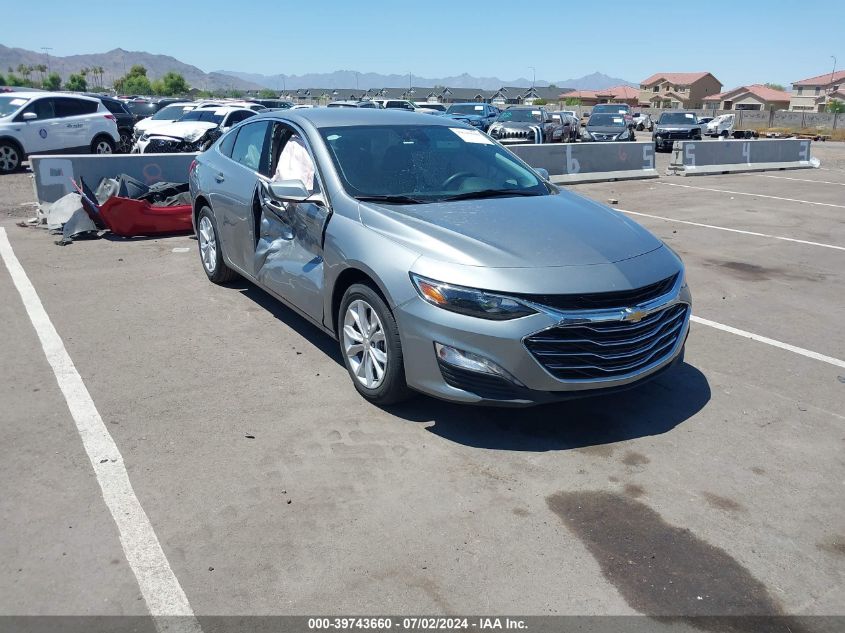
[101,100,127,115]
[225,110,256,127]
[218,128,239,158]
[55,98,99,117]
[230,121,272,175]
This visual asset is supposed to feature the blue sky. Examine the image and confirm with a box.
[5,0,842,88]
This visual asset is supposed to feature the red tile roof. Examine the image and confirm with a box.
[792,70,845,86]
[561,85,638,100]
[703,84,792,103]
[640,72,716,86]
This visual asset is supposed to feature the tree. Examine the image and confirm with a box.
[5,73,29,87]
[828,99,845,114]
[114,65,153,95]
[66,73,87,92]
[764,82,786,91]
[0,74,5,87]
[258,88,277,99]
[564,97,582,106]
[43,72,61,90]
[151,71,190,96]
[532,98,548,105]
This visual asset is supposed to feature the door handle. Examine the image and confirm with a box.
[214,172,225,183]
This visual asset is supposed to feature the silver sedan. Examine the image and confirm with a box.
[189,109,691,406]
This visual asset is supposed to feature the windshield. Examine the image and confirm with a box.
[593,104,629,114]
[0,95,30,117]
[588,114,626,127]
[497,109,542,122]
[659,112,698,124]
[320,124,548,203]
[447,104,485,115]
[152,105,192,120]
[178,109,224,124]
[127,101,161,116]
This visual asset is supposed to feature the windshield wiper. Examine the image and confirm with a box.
[355,195,428,205]
[439,189,544,202]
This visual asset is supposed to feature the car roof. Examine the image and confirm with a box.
[2,91,100,102]
[250,107,466,129]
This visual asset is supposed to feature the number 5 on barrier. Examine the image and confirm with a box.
[684,143,696,167]
[642,144,654,170]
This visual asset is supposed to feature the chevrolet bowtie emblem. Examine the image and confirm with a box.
[623,308,648,323]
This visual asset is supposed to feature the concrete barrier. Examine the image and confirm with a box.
[509,142,657,184]
[30,153,197,205]
[668,139,814,176]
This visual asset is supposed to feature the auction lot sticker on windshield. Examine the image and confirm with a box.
[10,98,27,106]
[450,128,493,144]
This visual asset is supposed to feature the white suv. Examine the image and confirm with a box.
[0,92,120,173]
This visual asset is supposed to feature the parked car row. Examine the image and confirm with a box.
[0,91,121,173]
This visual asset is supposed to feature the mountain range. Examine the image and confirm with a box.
[216,69,635,91]
[0,44,634,92]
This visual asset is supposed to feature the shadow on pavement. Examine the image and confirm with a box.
[231,278,710,453]
[389,362,710,452]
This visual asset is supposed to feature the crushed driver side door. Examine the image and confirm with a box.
[254,128,330,324]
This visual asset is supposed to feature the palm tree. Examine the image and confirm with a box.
[35,64,47,85]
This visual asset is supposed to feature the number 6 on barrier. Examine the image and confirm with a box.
[565,145,580,174]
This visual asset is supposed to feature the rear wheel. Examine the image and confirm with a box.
[91,135,115,154]
[0,141,22,174]
[197,206,238,284]
[339,284,412,405]
[118,130,133,153]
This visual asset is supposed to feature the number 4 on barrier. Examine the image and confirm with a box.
[742,142,751,166]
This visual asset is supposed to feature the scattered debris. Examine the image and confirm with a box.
[245,434,255,439]
[608,198,618,205]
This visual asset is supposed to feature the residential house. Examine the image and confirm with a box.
[561,85,639,107]
[639,72,723,109]
[703,84,792,111]
[789,70,845,111]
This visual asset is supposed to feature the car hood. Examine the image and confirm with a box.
[447,113,485,121]
[358,191,662,268]
[146,121,216,140]
[586,125,627,135]
[655,124,698,131]
[492,121,540,129]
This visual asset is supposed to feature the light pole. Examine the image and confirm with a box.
[41,47,53,73]
[529,66,536,90]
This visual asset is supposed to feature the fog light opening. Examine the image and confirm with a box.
[434,343,524,387]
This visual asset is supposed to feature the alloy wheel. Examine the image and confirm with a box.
[343,299,388,389]
[0,145,20,172]
[198,216,217,274]
[95,140,113,154]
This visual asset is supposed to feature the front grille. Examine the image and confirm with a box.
[662,130,694,139]
[438,361,522,400]
[146,138,183,153]
[511,274,678,312]
[495,128,535,140]
[524,303,688,380]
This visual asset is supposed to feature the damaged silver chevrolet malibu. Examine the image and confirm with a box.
[189,109,691,406]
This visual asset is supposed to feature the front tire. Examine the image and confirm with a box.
[91,135,115,154]
[196,206,238,284]
[339,284,412,405]
[0,141,22,174]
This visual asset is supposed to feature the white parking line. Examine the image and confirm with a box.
[751,174,845,186]
[0,228,201,633]
[656,181,845,209]
[691,315,845,369]
[618,208,845,252]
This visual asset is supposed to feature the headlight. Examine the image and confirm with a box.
[581,130,592,140]
[410,274,536,320]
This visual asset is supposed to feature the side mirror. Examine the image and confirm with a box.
[269,179,310,202]
[22,112,37,121]
[535,167,550,181]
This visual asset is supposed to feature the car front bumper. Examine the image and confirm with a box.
[394,279,692,406]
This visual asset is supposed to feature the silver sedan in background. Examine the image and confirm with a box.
[189,109,691,406]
